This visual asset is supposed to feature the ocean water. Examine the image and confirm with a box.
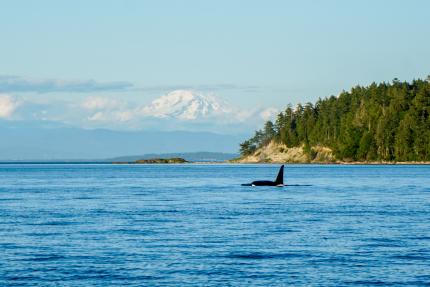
[0,164,429,286]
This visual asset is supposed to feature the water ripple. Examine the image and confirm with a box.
[1,164,429,286]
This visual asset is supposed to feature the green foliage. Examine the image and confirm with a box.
[240,140,257,156]
[240,77,430,161]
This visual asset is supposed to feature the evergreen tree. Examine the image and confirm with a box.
[239,77,430,161]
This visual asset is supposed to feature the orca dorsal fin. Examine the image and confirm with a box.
[274,165,284,185]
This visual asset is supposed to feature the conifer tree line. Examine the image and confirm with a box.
[240,77,430,161]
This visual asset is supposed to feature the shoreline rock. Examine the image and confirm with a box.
[113,158,188,164]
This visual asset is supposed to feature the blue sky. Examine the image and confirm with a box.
[1,0,429,131]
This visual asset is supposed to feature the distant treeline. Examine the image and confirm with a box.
[240,77,430,161]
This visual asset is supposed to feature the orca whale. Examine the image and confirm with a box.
[242,165,284,186]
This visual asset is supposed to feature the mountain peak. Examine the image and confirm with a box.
[141,90,230,120]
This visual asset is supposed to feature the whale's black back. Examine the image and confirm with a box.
[243,165,285,186]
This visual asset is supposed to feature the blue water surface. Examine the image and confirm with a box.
[0,164,429,286]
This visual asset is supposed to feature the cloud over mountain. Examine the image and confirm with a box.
[6,89,276,133]
[81,90,277,127]
[0,74,278,133]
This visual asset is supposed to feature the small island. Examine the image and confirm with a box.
[113,158,188,164]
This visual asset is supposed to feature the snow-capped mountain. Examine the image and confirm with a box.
[140,90,232,120]
[72,89,278,132]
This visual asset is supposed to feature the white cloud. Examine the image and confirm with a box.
[87,110,134,122]
[81,96,126,110]
[0,94,19,119]
[259,107,279,121]
[114,111,134,122]
[88,111,105,121]
[81,96,135,123]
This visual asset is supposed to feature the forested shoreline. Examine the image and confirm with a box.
[240,77,430,162]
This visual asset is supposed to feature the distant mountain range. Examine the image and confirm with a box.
[0,122,248,161]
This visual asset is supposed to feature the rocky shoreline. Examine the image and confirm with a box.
[231,141,430,165]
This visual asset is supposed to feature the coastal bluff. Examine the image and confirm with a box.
[232,140,430,164]
[232,140,335,163]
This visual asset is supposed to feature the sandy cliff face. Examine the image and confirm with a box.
[233,141,335,163]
